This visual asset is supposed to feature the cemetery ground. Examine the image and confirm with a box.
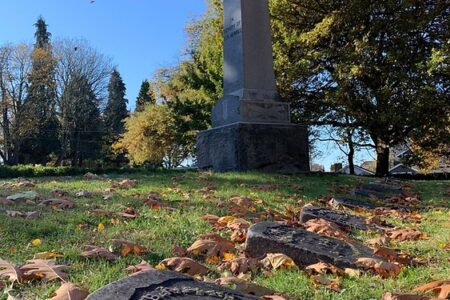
[0,171,449,300]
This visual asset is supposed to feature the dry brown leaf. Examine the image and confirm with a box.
[160,257,209,276]
[305,262,344,276]
[39,199,74,209]
[261,253,296,270]
[81,245,118,261]
[49,282,89,300]
[219,257,259,275]
[215,277,273,297]
[187,239,235,258]
[20,259,69,282]
[382,292,430,300]
[310,275,341,292]
[262,296,287,300]
[356,257,401,278]
[344,268,361,277]
[367,236,391,248]
[388,229,426,242]
[0,198,14,205]
[227,219,251,231]
[230,230,247,243]
[6,210,40,219]
[91,209,114,217]
[414,280,450,299]
[124,260,155,275]
[112,179,137,189]
[33,251,63,260]
[172,245,187,257]
[51,189,68,197]
[0,259,23,283]
[202,214,220,225]
[303,218,350,241]
[110,240,147,256]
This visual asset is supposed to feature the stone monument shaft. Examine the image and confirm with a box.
[223,0,277,100]
[196,0,310,173]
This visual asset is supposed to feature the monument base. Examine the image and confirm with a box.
[196,122,310,173]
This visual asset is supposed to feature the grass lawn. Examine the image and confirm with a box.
[0,171,449,300]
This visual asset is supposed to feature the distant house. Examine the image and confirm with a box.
[338,165,375,176]
[311,164,325,172]
[389,164,418,175]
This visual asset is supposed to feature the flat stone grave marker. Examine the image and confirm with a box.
[87,270,260,300]
[329,197,381,210]
[352,187,387,199]
[245,222,380,269]
[299,206,378,231]
[360,183,403,193]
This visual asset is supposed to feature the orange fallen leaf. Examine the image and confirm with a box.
[39,199,74,209]
[388,229,427,242]
[0,259,23,283]
[311,275,341,292]
[382,292,430,300]
[414,280,450,299]
[303,218,350,242]
[187,239,234,258]
[215,277,273,296]
[219,257,259,275]
[261,253,296,270]
[110,240,147,256]
[356,257,402,278]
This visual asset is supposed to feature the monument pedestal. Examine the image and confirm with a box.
[197,122,309,173]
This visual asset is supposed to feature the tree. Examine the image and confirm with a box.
[104,69,128,136]
[18,17,59,164]
[114,104,186,168]
[270,0,450,176]
[60,74,102,166]
[135,80,155,112]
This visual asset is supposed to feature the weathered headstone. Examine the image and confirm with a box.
[360,183,403,193]
[299,206,377,231]
[196,0,309,173]
[329,197,380,210]
[87,270,260,300]
[245,222,378,268]
[353,187,386,199]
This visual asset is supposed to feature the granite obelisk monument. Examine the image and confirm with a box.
[196,0,309,173]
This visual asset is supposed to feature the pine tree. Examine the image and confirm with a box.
[61,74,103,166]
[18,16,59,164]
[135,80,155,112]
[104,69,128,136]
[103,69,128,165]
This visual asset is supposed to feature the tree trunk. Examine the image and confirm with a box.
[375,138,390,177]
[346,126,355,175]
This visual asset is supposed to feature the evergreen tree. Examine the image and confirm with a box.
[60,74,103,166]
[104,69,128,136]
[103,69,128,165]
[135,80,155,112]
[18,16,60,164]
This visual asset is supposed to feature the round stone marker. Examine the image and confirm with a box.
[87,270,260,300]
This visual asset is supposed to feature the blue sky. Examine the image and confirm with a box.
[0,0,374,169]
[0,0,206,110]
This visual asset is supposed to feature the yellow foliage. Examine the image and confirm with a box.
[113,104,177,165]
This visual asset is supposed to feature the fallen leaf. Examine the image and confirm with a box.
[216,216,236,227]
[51,189,68,197]
[0,259,23,282]
[261,253,296,270]
[215,277,273,296]
[33,251,63,260]
[187,239,234,258]
[219,257,259,275]
[110,240,147,256]
[344,268,361,278]
[262,296,287,300]
[202,214,220,225]
[311,275,341,292]
[84,172,101,179]
[6,210,40,219]
[81,245,118,261]
[356,257,402,278]
[39,199,74,209]
[367,236,392,248]
[97,223,105,232]
[414,280,450,299]
[75,191,91,198]
[49,282,89,300]
[125,260,155,275]
[20,259,69,282]
[31,239,42,246]
[172,245,187,257]
[112,179,137,189]
[0,198,14,205]
[160,257,209,276]
[388,229,426,242]
[382,292,430,300]
[227,219,251,231]
[303,218,350,242]
[305,262,344,276]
